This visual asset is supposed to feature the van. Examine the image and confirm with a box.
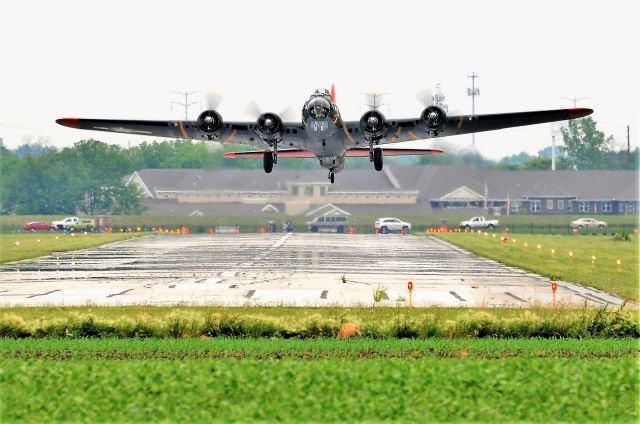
[306,215,349,233]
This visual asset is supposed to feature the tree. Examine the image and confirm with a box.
[561,117,612,170]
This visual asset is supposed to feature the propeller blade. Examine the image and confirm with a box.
[205,91,223,110]
[243,101,263,118]
[416,88,434,107]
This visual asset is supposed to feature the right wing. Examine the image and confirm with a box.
[224,147,443,158]
[56,117,303,148]
[341,108,593,145]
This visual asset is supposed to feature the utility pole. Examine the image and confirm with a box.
[628,125,631,166]
[362,92,390,115]
[467,72,480,153]
[562,97,588,108]
[171,90,202,120]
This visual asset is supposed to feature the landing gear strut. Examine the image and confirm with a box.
[328,170,335,184]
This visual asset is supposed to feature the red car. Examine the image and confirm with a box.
[23,221,54,231]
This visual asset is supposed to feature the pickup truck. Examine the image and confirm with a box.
[459,216,499,229]
[52,216,96,231]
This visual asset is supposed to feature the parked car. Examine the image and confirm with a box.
[23,221,54,231]
[51,216,96,231]
[374,217,412,234]
[570,218,607,229]
[307,215,349,233]
[459,216,499,229]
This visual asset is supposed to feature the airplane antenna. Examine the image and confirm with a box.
[171,90,203,120]
[467,72,480,153]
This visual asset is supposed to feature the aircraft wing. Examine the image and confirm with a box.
[224,147,443,158]
[342,108,593,145]
[55,117,303,148]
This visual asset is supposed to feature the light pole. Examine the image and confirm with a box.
[561,97,588,108]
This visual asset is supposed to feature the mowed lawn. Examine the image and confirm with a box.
[0,232,146,263]
[433,233,639,301]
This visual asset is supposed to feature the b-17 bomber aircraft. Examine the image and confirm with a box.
[57,86,592,183]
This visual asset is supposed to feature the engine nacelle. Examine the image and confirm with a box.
[420,105,447,135]
[197,110,223,138]
[359,110,387,141]
[256,112,284,145]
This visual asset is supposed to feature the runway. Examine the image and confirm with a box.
[0,234,625,307]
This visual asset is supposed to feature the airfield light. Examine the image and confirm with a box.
[55,235,60,240]
[551,248,555,257]
[551,282,558,305]
[591,255,596,264]
[616,259,622,271]
[568,252,573,263]
[36,239,41,244]
[512,238,517,243]
[492,234,496,238]
[71,233,76,237]
[523,242,528,251]
[13,241,19,247]
[537,244,542,251]
[407,281,414,309]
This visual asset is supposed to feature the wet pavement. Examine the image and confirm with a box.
[0,234,625,307]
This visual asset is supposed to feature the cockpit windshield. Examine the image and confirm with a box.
[306,97,331,119]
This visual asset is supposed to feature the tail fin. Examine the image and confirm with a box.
[330,84,336,103]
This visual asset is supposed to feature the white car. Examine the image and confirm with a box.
[570,218,607,229]
[375,217,412,234]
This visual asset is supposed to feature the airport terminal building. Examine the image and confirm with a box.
[126,166,639,216]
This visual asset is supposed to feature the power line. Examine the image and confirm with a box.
[171,90,203,120]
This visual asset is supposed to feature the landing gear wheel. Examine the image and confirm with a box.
[263,151,274,173]
[380,226,388,234]
[329,171,335,184]
[373,147,383,171]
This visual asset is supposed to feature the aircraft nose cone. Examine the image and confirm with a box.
[264,118,273,128]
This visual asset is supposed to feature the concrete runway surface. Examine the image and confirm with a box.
[0,234,625,307]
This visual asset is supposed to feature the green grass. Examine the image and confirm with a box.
[2,305,638,339]
[433,233,640,301]
[2,338,637,359]
[0,232,146,263]
[1,356,636,422]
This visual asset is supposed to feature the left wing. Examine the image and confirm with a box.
[341,108,593,145]
[56,117,303,148]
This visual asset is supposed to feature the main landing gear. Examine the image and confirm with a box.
[263,144,278,174]
[372,147,383,171]
[328,170,335,184]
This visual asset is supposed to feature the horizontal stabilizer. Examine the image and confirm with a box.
[224,148,443,158]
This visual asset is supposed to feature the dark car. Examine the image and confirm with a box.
[23,221,54,231]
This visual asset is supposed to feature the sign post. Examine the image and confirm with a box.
[407,281,414,309]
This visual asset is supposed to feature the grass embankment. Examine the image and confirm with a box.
[1,305,637,339]
[434,233,639,301]
[0,232,146,263]
[1,340,637,422]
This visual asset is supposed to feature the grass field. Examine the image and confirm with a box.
[2,305,637,339]
[0,232,146,263]
[433,233,639,301]
[1,338,637,422]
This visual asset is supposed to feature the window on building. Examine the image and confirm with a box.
[304,186,313,196]
[567,201,573,211]
[557,199,564,209]
[628,203,634,213]
[546,199,554,210]
[510,201,519,213]
[619,202,625,213]
[578,202,589,212]
[601,201,612,213]
[530,200,541,213]
[291,186,299,196]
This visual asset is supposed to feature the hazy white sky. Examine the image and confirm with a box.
[1,0,638,159]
